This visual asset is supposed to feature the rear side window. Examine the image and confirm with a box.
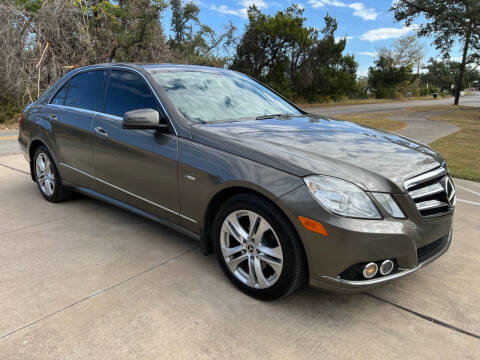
[104,70,157,117]
[64,70,106,111]
[51,83,69,105]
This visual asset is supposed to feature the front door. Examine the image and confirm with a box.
[91,69,179,224]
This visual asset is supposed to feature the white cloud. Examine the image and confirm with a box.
[210,4,248,17]
[210,0,268,18]
[308,0,378,21]
[238,0,268,8]
[358,51,377,57]
[349,3,377,21]
[359,25,418,42]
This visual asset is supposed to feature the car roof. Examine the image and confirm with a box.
[73,63,230,73]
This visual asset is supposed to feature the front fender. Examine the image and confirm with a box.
[177,138,303,233]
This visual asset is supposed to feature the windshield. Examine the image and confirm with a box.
[147,68,301,124]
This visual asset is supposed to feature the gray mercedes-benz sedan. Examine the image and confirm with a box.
[18,63,455,300]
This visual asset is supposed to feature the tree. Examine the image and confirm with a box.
[0,0,170,108]
[169,0,200,51]
[231,5,357,101]
[420,58,455,92]
[393,35,425,76]
[391,0,480,105]
[368,54,413,98]
[80,0,169,63]
[168,0,236,66]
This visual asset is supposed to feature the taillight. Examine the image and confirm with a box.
[19,112,24,127]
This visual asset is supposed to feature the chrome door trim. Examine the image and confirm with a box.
[180,214,198,223]
[59,162,196,223]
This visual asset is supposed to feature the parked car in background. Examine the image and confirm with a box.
[18,64,455,300]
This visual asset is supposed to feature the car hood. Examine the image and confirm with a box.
[191,114,444,192]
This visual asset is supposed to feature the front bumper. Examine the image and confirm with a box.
[277,185,453,293]
[311,230,452,292]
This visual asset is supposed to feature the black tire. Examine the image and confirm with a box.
[213,193,306,300]
[33,146,72,203]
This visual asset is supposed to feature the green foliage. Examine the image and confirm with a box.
[11,0,43,12]
[231,5,357,101]
[0,97,22,125]
[420,58,480,92]
[77,0,169,62]
[368,55,413,98]
[391,0,480,104]
[168,0,236,67]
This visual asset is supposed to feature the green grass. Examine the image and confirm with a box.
[418,106,480,182]
[298,95,449,109]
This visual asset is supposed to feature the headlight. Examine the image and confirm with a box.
[304,175,381,219]
[371,193,406,219]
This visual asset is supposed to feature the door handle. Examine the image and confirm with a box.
[49,113,57,120]
[94,126,109,139]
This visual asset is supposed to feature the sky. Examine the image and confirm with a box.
[170,0,464,77]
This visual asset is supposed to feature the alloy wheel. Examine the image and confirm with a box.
[220,210,283,289]
[35,152,55,196]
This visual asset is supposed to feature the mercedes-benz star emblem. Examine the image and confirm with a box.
[444,177,456,207]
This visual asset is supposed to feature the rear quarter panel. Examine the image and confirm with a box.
[19,104,58,175]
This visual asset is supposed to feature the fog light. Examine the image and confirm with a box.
[363,262,378,279]
[379,260,394,275]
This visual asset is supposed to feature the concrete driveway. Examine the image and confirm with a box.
[0,153,479,359]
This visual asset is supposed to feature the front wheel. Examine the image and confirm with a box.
[213,194,306,300]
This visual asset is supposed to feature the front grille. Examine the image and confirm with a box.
[405,167,455,218]
[417,235,449,263]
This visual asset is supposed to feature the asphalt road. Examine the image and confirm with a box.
[0,154,479,359]
[306,95,480,116]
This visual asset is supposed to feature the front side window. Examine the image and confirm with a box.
[148,68,300,124]
[64,70,106,111]
[104,70,158,118]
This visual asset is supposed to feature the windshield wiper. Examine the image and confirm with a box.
[255,114,283,120]
[256,113,299,120]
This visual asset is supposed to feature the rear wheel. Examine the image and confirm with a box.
[213,193,306,300]
[33,146,72,202]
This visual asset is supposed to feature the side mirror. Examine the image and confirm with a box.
[122,108,168,131]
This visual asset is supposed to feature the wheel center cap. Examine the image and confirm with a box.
[247,244,255,254]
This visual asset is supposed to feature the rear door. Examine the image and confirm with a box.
[91,69,179,224]
[46,69,107,189]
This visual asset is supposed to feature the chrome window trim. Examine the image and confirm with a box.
[47,65,178,136]
[94,112,123,122]
[46,103,97,117]
[59,162,196,223]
